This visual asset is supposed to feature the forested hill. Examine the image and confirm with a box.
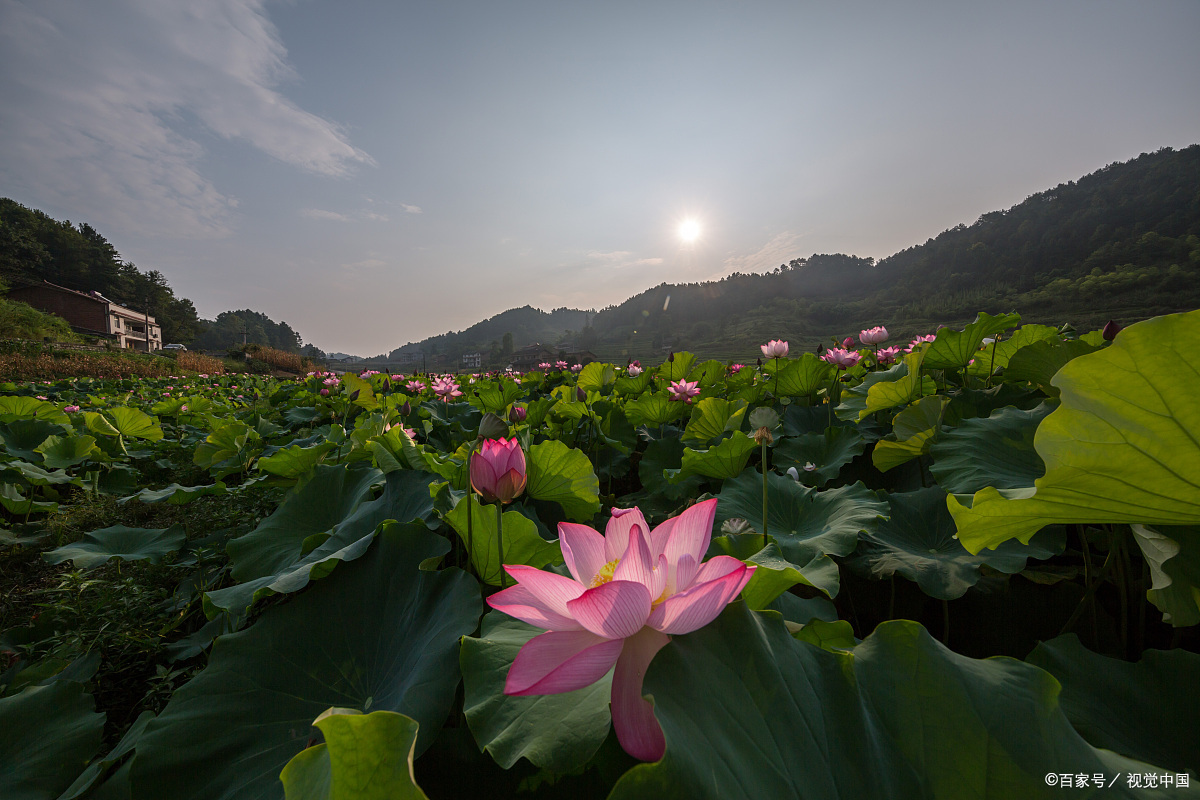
[577,145,1199,362]
[385,306,592,361]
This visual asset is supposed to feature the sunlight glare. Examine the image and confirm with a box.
[678,219,701,243]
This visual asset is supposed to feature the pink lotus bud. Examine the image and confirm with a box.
[760,340,788,359]
[627,364,643,377]
[509,405,526,423]
[841,336,854,349]
[320,388,330,396]
[470,437,527,504]
[859,326,889,345]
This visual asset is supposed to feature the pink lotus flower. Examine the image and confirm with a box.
[538,362,552,370]
[320,388,330,396]
[876,345,902,365]
[432,376,463,401]
[729,363,745,373]
[626,364,643,377]
[905,334,937,353]
[555,360,568,369]
[760,340,788,359]
[36,395,48,401]
[406,380,424,393]
[391,374,405,381]
[570,364,583,373]
[63,405,80,413]
[180,405,188,413]
[822,348,862,369]
[859,326,889,345]
[470,437,527,504]
[668,379,700,403]
[487,500,755,761]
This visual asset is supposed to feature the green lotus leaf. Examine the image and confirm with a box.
[280,709,429,800]
[710,537,840,603]
[637,436,702,502]
[576,361,616,392]
[613,371,651,396]
[687,359,727,387]
[83,412,120,437]
[715,469,886,575]
[193,419,261,478]
[1027,634,1199,775]
[460,613,612,772]
[105,407,164,441]
[780,404,834,437]
[773,426,865,487]
[257,441,337,479]
[34,434,99,469]
[966,323,1059,377]
[119,482,228,505]
[129,525,480,800]
[834,362,908,421]
[0,396,70,425]
[1131,524,1200,627]
[767,353,835,398]
[922,310,1022,370]
[949,310,1200,554]
[420,441,472,490]
[0,680,105,800]
[58,710,154,800]
[444,493,561,586]
[871,394,950,472]
[665,431,756,484]
[681,397,747,444]
[861,351,937,419]
[656,350,695,382]
[340,373,378,410]
[0,458,79,485]
[609,606,1181,799]
[0,419,66,460]
[929,402,1052,494]
[0,483,57,515]
[1003,338,1101,395]
[43,524,187,569]
[227,464,383,581]
[150,397,188,417]
[524,439,600,522]
[849,488,1062,600]
[624,393,685,428]
[793,618,857,651]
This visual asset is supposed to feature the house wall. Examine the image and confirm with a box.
[8,285,107,333]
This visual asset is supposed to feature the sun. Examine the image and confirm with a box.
[678,219,701,243]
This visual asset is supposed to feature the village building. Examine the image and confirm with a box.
[461,352,482,369]
[8,280,162,351]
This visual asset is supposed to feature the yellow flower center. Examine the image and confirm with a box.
[589,559,621,588]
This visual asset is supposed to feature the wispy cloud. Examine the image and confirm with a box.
[302,209,353,222]
[585,250,664,268]
[713,232,804,280]
[0,0,370,238]
[401,204,423,214]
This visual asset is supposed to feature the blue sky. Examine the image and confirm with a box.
[2,0,1198,355]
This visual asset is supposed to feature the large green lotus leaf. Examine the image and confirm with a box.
[849,488,1062,600]
[524,439,599,522]
[624,393,686,427]
[656,351,695,382]
[0,458,78,486]
[119,481,228,505]
[0,483,57,515]
[772,426,865,487]
[44,524,187,569]
[929,402,1052,494]
[258,441,337,479]
[0,680,105,800]
[1131,524,1200,627]
[862,351,937,419]
[58,710,154,800]
[681,397,747,444]
[613,371,651,396]
[715,469,886,568]
[129,525,481,800]
[0,396,70,425]
[665,431,756,484]
[106,407,164,441]
[871,395,949,472]
[445,494,561,586]
[0,418,66,459]
[1027,634,1199,775]
[949,310,1200,554]
[1003,338,1101,395]
[34,434,99,469]
[781,404,834,437]
[610,606,1183,799]
[576,361,616,392]
[227,464,383,581]
[340,373,378,411]
[710,537,840,603]
[637,436,703,502]
[687,359,727,387]
[922,310,1022,370]
[280,709,428,800]
[207,473,441,614]
[834,362,907,421]
[419,441,471,490]
[84,412,120,437]
[793,617,858,651]
[966,323,1059,378]
[768,354,835,398]
[460,613,612,772]
[193,419,261,477]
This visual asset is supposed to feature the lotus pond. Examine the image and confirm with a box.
[1,310,1197,799]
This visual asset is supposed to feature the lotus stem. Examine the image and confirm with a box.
[1059,545,1118,637]
[495,500,506,589]
[761,438,769,551]
[942,599,950,646]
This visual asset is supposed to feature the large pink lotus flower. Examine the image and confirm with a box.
[405,379,425,393]
[822,348,862,369]
[626,364,643,377]
[859,326,889,345]
[470,437,527,504]
[432,376,463,401]
[667,379,700,403]
[905,333,937,353]
[760,339,788,359]
[555,360,569,369]
[876,345,902,365]
[487,499,755,761]
[538,362,552,370]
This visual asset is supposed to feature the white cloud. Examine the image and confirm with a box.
[585,250,664,268]
[713,231,804,280]
[0,0,371,238]
[401,204,423,214]
[301,209,353,222]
